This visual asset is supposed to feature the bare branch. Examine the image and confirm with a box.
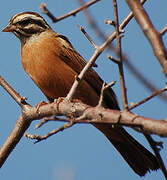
[17,99,167,137]
[40,0,100,23]
[35,117,54,129]
[66,27,120,101]
[160,26,167,36]
[0,75,28,107]
[107,55,119,64]
[126,0,167,75]
[77,0,167,102]
[0,92,167,168]
[78,24,97,48]
[113,0,128,110]
[129,86,167,110]
[0,112,32,168]
[125,57,167,101]
[98,81,116,106]
[25,121,74,143]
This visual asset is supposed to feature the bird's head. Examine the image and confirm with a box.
[2,12,50,41]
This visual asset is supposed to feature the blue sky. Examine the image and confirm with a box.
[0,0,167,180]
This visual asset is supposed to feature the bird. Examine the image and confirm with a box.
[2,11,159,176]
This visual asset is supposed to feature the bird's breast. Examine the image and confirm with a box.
[21,31,100,106]
[21,32,76,99]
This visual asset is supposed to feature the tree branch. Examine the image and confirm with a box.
[66,26,120,100]
[0,81,166,168]
[113,0,128,110]
[0,113,32,168]
[20,99,167,137]
[40,0,100,23]
[77,0,167,102]
[0,75,27,107]
[125,0,167,75]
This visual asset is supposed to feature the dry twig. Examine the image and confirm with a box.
[66,23,122,100]
[0,76,27,107]
[160,26,167,36]
[77,0,167,102]
[78,24,97,48]
[129,86,167,110]
[0,77,167,168]
[126,0,167,75]
[113,0,128,110]
[25,121,74,143]
[98,81,116,106]
[40,0,100,23]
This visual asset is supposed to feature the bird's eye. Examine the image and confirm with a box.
[18,19,31,26]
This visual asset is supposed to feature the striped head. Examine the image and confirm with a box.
[2,12,51,40]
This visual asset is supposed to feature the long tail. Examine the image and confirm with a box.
[93,123,159,176]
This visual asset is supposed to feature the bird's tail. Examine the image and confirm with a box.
[93,123,159,176]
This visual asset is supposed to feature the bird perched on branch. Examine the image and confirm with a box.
[2,11,159,176]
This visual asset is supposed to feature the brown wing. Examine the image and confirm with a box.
[54,34,119,110]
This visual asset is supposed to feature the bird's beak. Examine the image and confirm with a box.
[2,23,15,32]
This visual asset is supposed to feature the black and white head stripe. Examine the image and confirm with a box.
[9,12,50,37]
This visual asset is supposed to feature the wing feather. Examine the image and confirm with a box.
[55,34,119,109]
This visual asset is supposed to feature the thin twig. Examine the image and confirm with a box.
[25,121,74,143]
[35,117,54,129]
[98,81,116,106]
[35,116,71,129]
[125,56,167,101]
[40,0,100,23]
[126,0,167,75]
[160,26,167,36]
[107,55,119,64]
[129,86,167,110]
[77,0,167,102]
[98,81,106,106]
[78,24,97,48]
[66,29,121,101]
[0,114,32,168]
[0,75,28,107]
[113,0,128,110]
